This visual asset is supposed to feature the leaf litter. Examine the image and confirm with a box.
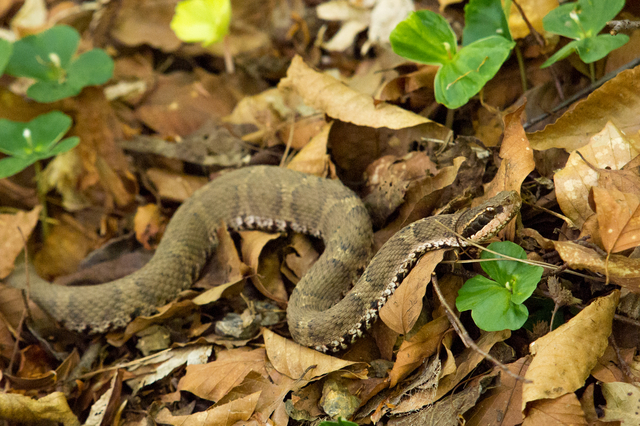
[0,0,640,425]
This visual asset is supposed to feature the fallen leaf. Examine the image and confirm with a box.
[601,382,640,425]
[436,330,511,399]
[279,55,436,129]
[146,168,208,202]
[134,204,167,250]
[111,0,182,51]
[0,392,79,426]
[523,393,587,425]
[554,122,640,228]
[240,230,288,304]
[592,187,640,253]
[155,391,260,426]
[507,0,558,39]
[286,121,333,177]
[554,241,640,290]
[388,315,450,388]
[464,357,529,426]
[263,329,362,381]
[178,347,267,401]
[523,291,620,412]
[0,205,40,279]
[379,250,444,336]
[528,65,640,151]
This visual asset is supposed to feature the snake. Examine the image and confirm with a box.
[21,166,521,352]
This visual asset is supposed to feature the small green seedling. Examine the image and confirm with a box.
[390,0,515,109]
[4,25,114,103]
[0,111,80,237]
[456,241,542,331]
[318,418,358,426]
[541,0,628,72]
[0,111,79,179]
[171,0,231,46]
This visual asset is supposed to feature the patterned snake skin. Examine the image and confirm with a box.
[24,166,521,351]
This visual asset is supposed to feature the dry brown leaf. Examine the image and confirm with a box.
[263,329,362,381]
[287,121,333,177]
[554,122,640,228]
[134,204,167,250]
[221,371,288,421]
[482,103,534,200]
[155,392,261,426]
[279,55,435,129]
[522,393,587,425]
[436,330,511,400]
[240,230,288,303]
[522,291,620,412]
[464,357,529,426]
[135,72,236,138]
[33,218,99,279]
[111,0,181,51]
[0,392,79,426]
[0,206,40,279]
[388,315,450,388]
[283,234,320,282]
[379,250,444,336]
[147,169,209,203]
[178,348,267,401]
[528,65,640,151]
[592,187,640,253]
[554,241,640,290]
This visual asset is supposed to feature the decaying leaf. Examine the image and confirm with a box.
[523,291,620,412]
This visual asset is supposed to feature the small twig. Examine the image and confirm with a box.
[431,274,531,383]
[607,20,640,35]
[608,334,638,382]
[279,114,296,167]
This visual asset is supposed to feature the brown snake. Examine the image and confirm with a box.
[20,166,521,352]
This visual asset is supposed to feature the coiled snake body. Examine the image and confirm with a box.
[25,166,521,352]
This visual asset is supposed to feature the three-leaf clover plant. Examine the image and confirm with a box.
[541,0,628,72]
[318,418,358,426]
[4,25,114,103]
[390,0,515,109]
[456,241,542,331]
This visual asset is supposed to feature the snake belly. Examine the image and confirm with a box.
[25,166,521,351]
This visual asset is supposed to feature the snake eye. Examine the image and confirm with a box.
[486,206,495,212]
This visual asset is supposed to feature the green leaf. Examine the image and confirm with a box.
[457,275,529,331]
[68,49,115,87]
[5,25,79,81]
[171,0,231,46]
[456,241,542,331]
[435,36,514,109]
[390,10,458,66]
[318,418,358,426]
[0,38,13,75]
[0,111,76,178]
[576,34,629,63]
[0,156,36,179]
[543,0,625,39]
[463,0,512,46]
[5,25,114,103]
[541,34,629,68]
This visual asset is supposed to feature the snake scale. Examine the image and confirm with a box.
[25,166,521,352]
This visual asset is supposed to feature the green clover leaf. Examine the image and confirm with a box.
[390,8,514,109]
[5,25,114,102]
[0,111,80,179]
[541,0,628,68]
[456,241,542,331]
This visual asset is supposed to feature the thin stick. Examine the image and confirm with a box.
[431,274,531,383]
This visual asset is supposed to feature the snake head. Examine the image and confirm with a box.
[459,190,522,242]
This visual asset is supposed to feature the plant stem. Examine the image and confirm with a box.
[589,62,595,84]
[515,43,528,93]
[33,160,49,239]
